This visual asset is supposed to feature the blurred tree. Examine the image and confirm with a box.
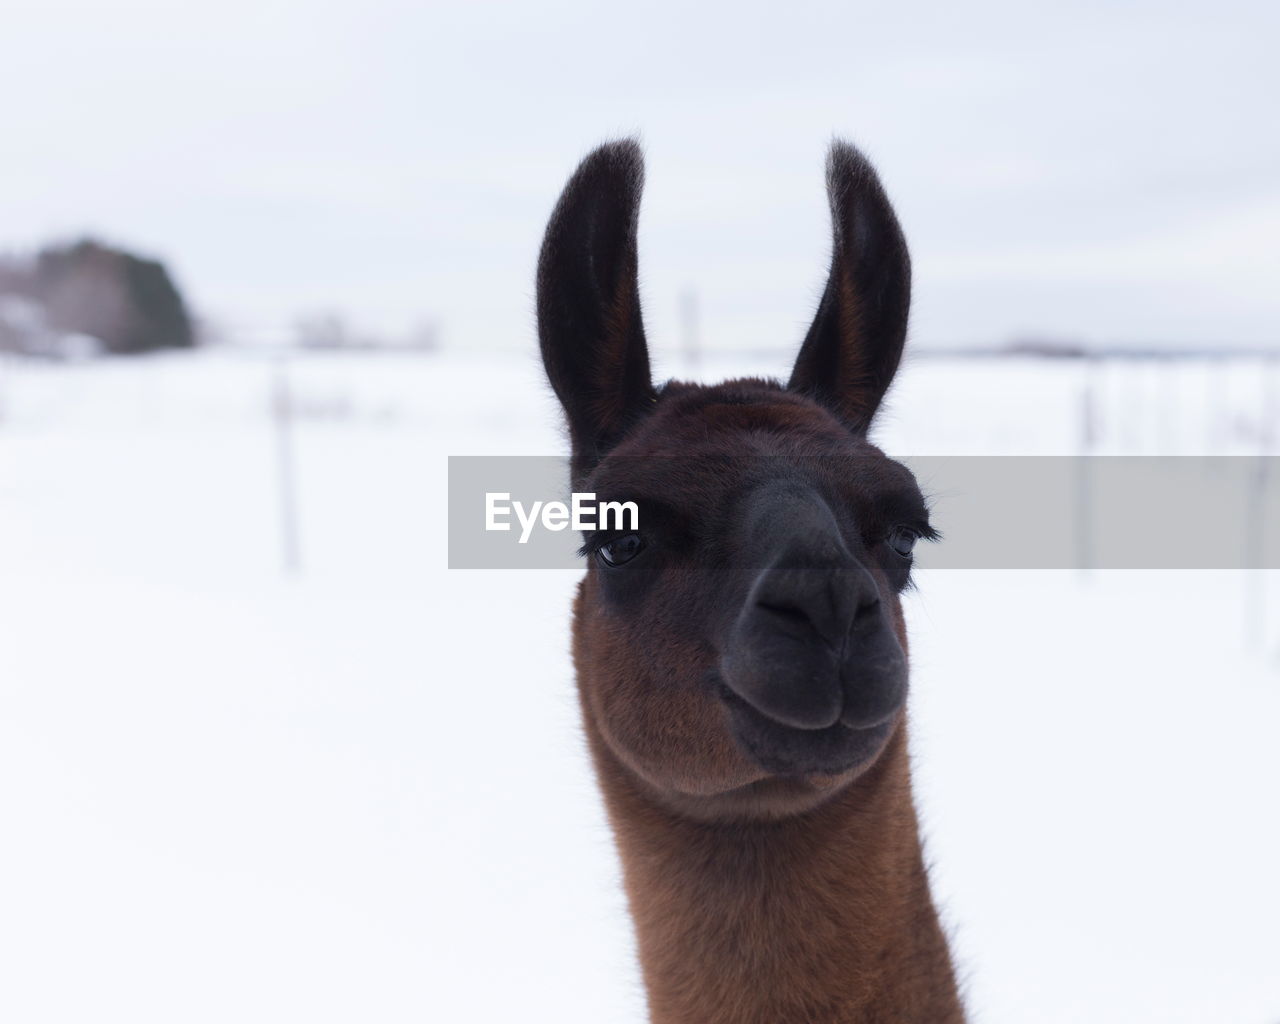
[32,239,194,354]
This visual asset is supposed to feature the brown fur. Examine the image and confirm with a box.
[568,389,965,1021]
[582,700,962,1023]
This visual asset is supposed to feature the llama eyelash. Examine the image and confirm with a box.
[577,533,624,558]
[910,521,942,543]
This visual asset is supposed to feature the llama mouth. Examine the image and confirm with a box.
[715,680,899,778]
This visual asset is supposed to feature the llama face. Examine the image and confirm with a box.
[539,139,916,821]
[570,380,930,819]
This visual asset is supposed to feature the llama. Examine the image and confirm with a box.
[537,139,964,1023]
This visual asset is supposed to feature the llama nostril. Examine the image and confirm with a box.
[756,600,820,635]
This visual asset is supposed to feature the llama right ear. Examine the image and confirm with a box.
[788,142,911,434]
[538,140,655,465]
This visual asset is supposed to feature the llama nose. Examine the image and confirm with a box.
[720,546,908,733]
[718,483,908,734]
[719,556,872,731]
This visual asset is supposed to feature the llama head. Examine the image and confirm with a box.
[538,140,931,821]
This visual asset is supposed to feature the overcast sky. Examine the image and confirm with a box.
[2,0,1277,357]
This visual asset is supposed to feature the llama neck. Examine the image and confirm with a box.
[588,729,964,1024]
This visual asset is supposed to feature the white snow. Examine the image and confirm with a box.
[0,349,1277,1022]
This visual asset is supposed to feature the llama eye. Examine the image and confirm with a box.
[887,527,917,559]
[598,534,645,567]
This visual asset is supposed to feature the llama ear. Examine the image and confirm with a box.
[788,141,911,434]
[537,139,655,465]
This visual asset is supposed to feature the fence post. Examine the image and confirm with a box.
[1075,356,1100,576]
[273,356,302,575]
[0,350,10,425]
[1240,355,1278,653]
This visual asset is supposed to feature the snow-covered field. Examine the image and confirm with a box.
[1,349,1277,1022]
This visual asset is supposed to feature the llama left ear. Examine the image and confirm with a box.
[788,141,911,434]
[537,139,655,469]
